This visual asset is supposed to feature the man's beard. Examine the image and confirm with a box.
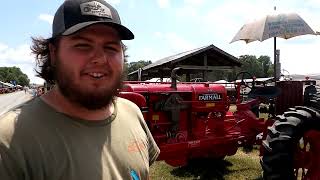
[54,59,123,110]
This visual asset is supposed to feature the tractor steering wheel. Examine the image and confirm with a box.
[234,72,256,97]
[235,71,255,89]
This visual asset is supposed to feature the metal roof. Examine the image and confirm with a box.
[128,44,241,79]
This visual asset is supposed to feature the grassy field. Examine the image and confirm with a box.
[150,147,263,180]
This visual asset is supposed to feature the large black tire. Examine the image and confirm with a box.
[261,93,320,179]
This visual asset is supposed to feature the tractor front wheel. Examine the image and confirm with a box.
[261,106,320,179]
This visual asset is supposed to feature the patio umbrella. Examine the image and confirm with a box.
[231,12,316,81]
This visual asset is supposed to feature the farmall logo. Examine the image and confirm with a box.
[80,1,112,18]
[198,93,222,101]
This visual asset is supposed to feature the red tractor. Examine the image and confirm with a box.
[119,68,320,179]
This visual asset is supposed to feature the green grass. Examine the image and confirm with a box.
[150,147,263,180]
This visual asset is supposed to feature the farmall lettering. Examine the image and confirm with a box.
[198,93,222,101]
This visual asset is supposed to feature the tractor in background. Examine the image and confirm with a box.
[118,67,320,179]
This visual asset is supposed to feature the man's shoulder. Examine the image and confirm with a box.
[0,109,22,146]
[0,98,40,117]
[0,98,40,144]
[0,100,26,125]
[0,109,21,124]
[115,97,140,110]
[114,97,147,126]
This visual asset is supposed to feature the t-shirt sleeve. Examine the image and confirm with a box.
[0,143,23,180]
[144,122,160,166]
[134,108,160,166]
[133,105,160,166]
[122,98,160,166]
[0,112,24,179]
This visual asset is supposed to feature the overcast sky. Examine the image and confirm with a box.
[0,0,319,84]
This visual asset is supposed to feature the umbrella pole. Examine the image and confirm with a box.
[273,5,277,83]
[273,37,277,83]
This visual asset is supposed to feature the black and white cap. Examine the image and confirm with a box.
[52,0,134,40]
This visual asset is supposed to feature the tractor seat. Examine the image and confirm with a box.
[248,86,281,99]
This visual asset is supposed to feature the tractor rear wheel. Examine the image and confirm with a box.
[261,103,320,179]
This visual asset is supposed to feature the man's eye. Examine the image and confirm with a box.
[74,44,91,48]
[104,46,118,51]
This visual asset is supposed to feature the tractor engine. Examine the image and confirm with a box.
[119,82,241,166]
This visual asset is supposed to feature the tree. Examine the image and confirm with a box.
[207,55,273,81]
[238,55,273,78]
[0,66,30,86]
[126,60,152,74]
[17,75,30,86]
[258,56,273,77]
[122,60,152,80]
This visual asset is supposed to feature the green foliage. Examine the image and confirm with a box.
[0,67,30,86]
[126,60,152,74]
[150,148,262,179]
[258,55,273,77]
[207,55,274,81]
[123,60,152,80]
[238,55,273,78]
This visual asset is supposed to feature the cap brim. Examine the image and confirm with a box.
[62,21,134,40]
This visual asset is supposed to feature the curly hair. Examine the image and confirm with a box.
[31,36,128,85]
[31,37,58,84]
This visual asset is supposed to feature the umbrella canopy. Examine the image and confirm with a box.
[231,12,316,81]
[231,13,316,43]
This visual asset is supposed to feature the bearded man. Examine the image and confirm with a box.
[0,0,159,179]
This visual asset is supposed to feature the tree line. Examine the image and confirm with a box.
[207,55,274,81]
[125,55,274,81]
[0,67,30,86]
[125,60,152,75]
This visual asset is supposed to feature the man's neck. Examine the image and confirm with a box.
[41,87,114,121]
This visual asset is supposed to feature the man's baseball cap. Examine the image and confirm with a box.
[52,0,134,40]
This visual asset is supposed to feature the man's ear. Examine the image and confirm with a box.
[48,43,57,66]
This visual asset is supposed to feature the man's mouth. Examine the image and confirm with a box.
[87,72,106,79]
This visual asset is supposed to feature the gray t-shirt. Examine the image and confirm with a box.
[0,97,160,180]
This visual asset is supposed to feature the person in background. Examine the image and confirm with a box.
[0,0,160,179]
[36,87,43,96]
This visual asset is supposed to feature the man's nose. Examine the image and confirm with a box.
[91,48,108,64]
